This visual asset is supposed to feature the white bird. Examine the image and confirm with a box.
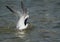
[6,1,29,31]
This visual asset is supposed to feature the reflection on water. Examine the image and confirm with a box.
[15,31,27,39]
[15,23,35,39]
[0,0,60,42]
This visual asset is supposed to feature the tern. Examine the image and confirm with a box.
[6,1,29,31]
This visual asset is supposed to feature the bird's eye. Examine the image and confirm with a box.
[24,18,28,25]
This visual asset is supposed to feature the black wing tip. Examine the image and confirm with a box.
[5,5,9,9]
[21,0,23,3]
[5,5,14,13]
[21,0,24,9]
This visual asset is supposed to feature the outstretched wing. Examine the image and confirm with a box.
[6,5,22,17]
[21,1,27,14]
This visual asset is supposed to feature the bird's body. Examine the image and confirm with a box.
[6,1,29,31]
[16,14,29,30]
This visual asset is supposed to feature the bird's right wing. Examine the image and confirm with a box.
[21,1,27,14]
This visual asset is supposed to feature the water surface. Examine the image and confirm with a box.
[0,0,60,42]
